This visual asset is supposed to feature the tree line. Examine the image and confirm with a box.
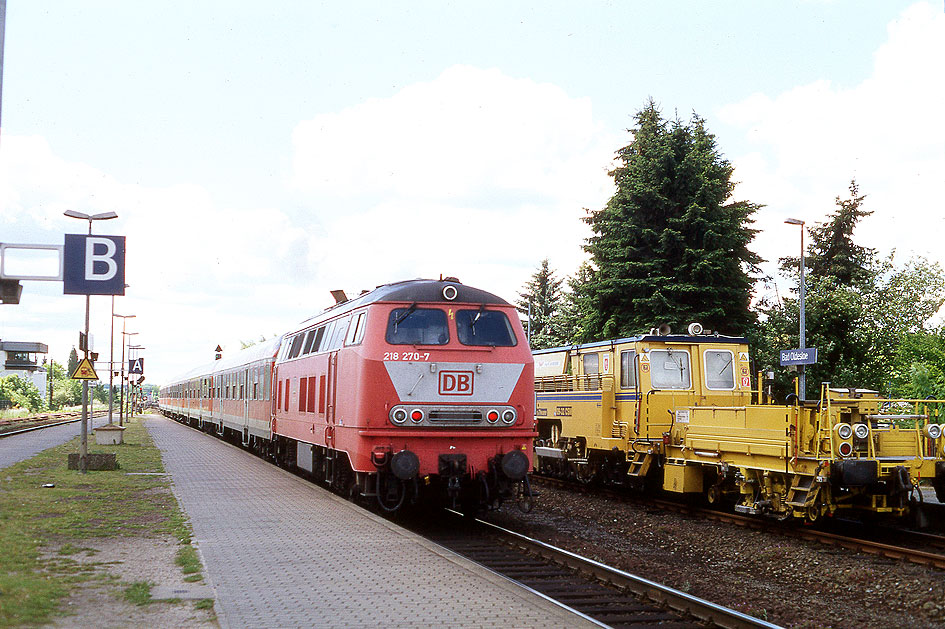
[0,347,109,414]
[518,99,945,399]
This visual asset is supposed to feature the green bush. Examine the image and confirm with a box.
[0,375,47,412]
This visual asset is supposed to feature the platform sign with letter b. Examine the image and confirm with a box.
[63,235,126,295]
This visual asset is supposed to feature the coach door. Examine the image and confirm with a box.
[242,368,250,440]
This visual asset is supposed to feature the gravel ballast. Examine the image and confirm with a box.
[484,483,945,628]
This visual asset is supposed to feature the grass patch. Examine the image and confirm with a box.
[194,598,214,611]
[175,545,202,575]
[0,418,209,627]
[123,581,153,606]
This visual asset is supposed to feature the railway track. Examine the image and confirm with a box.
[0,410,109,437]
[532,475,945,571]
[412,511,778,629]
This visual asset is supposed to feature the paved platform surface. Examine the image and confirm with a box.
[145,415,597,629]
[0,415,111,470]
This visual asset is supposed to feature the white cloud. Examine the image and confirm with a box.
[291,64,616,305]
[2,66,617,383]
[720,2,945,286]
[0,136,306,383]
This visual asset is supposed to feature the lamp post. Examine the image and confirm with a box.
[112,313,135,425]
[64,210,118,473]
[120,330,138,426]
[128,344,145,416]
[785,218,806,401]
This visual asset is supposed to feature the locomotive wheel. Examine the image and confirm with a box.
[574,463,596,485]
[550,423,561,446]
[706,484,721,505]
[805,503,820,523]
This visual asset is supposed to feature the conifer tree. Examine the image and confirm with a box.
[581,100,762,338]
[517,259,566,349]
[67,347,79,377]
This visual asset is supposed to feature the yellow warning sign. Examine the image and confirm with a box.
[71,358,99,380]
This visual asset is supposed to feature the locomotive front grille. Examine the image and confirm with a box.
[428,409,484,422]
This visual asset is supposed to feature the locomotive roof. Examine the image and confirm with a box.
[533,333,749,355]
[300,279,511,325]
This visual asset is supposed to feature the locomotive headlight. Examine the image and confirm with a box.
[501,409,516,424]
[486,409,500,424]
[834,423,853,440]
[853,423,870,440]
[391,408,408,425]
[410,409,424,423]
[924,423,943,440]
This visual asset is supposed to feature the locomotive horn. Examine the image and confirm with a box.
[658,323,672,335]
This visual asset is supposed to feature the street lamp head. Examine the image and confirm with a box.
[64,210,118,221]
[784,218,805,226]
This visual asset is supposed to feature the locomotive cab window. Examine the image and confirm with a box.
[704,349,735,390]
[386,307,449,345]
[648,349,691,390]
[620,350,637,389]
[456,309,516,346]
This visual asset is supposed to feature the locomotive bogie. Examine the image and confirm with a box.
[534,332,945,522]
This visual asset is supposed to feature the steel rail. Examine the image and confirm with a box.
[463,513,780,629]
[0,410,108,438]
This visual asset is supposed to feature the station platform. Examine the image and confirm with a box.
[145,416,598,629]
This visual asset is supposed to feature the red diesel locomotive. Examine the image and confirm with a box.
[159,278,535,512]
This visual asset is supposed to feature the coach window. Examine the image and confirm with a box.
[327,317,350,351]
[287,333,305,360]
[317,321,335,353]
[312,326,326,353]
[346,312,367,346]
[620,350,637,389]
[456,310,516,346]
[386,308,449,345]
[303,329,317,354]
[649,349,691,390]
[704,349,735,390]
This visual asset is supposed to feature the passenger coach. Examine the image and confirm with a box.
[161,278,535,513]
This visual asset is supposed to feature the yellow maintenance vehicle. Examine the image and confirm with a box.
[533,326,945,522]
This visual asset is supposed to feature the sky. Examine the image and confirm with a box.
[0,1,942,386]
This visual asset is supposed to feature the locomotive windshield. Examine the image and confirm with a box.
[649,349,691,389]
[386,307,449,345]
[456,309,517,347]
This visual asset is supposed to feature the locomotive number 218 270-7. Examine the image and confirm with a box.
[384,352,431,361]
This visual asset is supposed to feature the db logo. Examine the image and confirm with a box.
[439,371,474,396]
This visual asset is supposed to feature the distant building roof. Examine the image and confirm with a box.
[0,341,49,353]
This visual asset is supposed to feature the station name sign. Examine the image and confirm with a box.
[780,348,818,366]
